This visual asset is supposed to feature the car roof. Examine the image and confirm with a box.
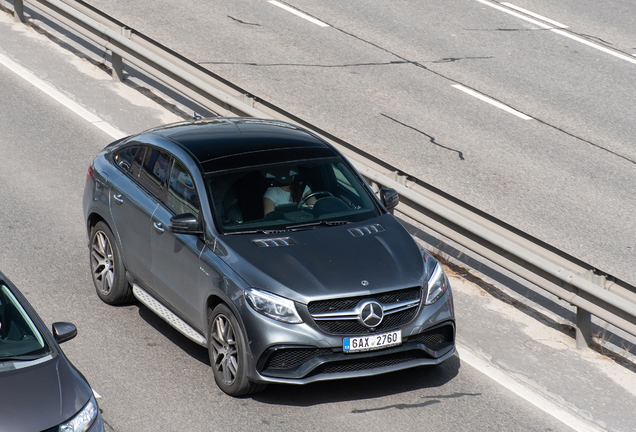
[142,118,339,173]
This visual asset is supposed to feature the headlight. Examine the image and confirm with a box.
[245,288,303,324]
[425,263,449,305]
[59,394,98,432]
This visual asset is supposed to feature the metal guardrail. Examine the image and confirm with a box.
[12,0,636,347]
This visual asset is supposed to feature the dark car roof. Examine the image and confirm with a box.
[143,118,339,173]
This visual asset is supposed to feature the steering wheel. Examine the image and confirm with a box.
[297,191,333,209]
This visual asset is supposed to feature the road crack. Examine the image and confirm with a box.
[382,114,465,161]
[227,15,260,26]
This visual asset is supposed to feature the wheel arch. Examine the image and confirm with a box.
[87,211,106,235]
[86,210,123,253]
[205,292,252,349]
[206,295,225,327]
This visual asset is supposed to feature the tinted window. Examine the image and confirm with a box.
[131,146,146,178]
[166,159,200,218]
[206,157,379,234]
[0,284,49,359]
[113,146,140,173]
[138,148,170,199]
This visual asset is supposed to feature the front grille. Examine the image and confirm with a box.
[310,352,425,375]
[308,287,422,335]
[408,324,454,350]
[308,287,421,314]
[264,348,333,370]
[314,308,418,334]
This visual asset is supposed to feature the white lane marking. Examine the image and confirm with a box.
[501,3,568,28]
[551,29,636,66]
[457,344,604,432]
[475,0,552,29]
[268,1,330,28]
[0,52,127,140]
[477,0,636,66]
[92,389,102,398]
[452,84,533,120]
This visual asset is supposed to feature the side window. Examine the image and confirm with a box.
[138,148,170,199]
[166,159,200,218]
[131,146,146,179]
[333,165,357,194]
[113,146,140,173]
[332,162,374,210]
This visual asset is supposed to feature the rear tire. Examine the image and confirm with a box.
[208,304,266,396]
[89,221,133,305]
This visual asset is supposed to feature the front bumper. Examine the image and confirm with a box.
[240,288,455,385]
[255,321,455,384]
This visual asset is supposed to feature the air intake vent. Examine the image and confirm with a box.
[253,238,296,247]
[348,224,385,237]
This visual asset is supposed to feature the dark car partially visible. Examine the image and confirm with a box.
[0,272,103,432]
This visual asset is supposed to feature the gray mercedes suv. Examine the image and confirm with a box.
[82,118,455,396]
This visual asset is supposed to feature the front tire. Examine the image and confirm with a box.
[208,304,266,396]
[89,221,133,305]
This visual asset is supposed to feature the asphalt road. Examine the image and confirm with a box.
[0,14,584,432]
[74,0,636,287]
[4,3,636,431]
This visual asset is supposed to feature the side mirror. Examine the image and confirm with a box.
[169,213,202,235]
[52,322,77,344]
[379,188,399,211]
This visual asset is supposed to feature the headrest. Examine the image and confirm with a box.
[261,166,298,186]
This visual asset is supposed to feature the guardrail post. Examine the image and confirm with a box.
[111,52,124,82]
[576,307,592,349]
[575,271,608,349]
[14,0,25,23]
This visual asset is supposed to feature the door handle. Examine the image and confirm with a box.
[154,222,165,233]
[113,194,123,204]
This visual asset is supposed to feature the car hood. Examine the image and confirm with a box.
[0,354,93,432]
[218,214,425,304]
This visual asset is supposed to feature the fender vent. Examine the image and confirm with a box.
[348,224,385,237]
[253,238,296,247]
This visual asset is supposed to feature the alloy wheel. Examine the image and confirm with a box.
[91,230,114,296]
[210,314,239,385]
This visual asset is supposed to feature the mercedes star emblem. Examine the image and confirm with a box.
[359,301,383,328]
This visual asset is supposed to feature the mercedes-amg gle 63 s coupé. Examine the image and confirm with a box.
[83,118,455,396]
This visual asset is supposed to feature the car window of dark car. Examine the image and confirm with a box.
[138,147,170,200]
[331,161,374,209]
[166,159,200,218]
[131,146,146,178]
[206,157,380,234]
[113,145,140,173]
[0,284,49,359]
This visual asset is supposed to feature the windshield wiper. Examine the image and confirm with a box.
[225,228,289,235]
[286,220,350,230]
[0,354,48,362]
[226,220,350,234]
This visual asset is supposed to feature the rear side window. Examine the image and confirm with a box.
[113,144,145,179]
[166,159,200,218]
[113,146,139,173]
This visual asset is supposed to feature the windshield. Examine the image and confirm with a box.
[206,157,381,234]
[0,284,49,360]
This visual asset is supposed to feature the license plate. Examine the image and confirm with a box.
[343,330,402,353]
